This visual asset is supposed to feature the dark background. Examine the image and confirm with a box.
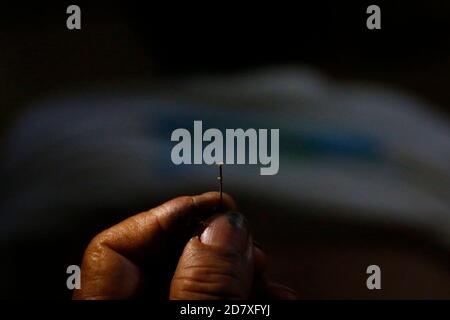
[0,1,449,299]
[2,1,450,129]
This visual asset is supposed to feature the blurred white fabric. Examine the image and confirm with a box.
[1,67,449,246]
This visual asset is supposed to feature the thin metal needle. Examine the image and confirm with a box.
[217,163,223,207]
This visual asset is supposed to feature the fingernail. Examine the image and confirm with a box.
[200,211,249,253]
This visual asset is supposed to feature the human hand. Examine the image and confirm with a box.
[73,192,298,300]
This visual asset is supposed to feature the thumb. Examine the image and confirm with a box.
[170,212,254,300]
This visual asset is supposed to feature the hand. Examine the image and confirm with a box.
[73,192,298,300]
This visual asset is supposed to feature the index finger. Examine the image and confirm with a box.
[92,191,237,262]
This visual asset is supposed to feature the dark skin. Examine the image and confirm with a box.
[73,192,298,300]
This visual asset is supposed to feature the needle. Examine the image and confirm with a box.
[217,163,223,208]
